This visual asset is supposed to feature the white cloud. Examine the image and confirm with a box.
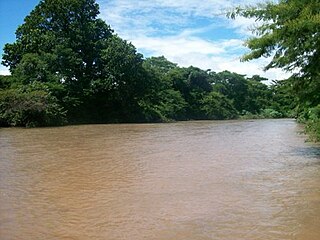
[131,34,290,81]
[214,57,291,81]
[0,65,10,75]
[98,0,263,37]
[132,35,229,56]
[227,16,260,36]
[135,39,289,81]
[97,0,290,80]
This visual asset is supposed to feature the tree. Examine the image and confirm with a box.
[228,0,320,138]
[211,71,248,112]
[0,75,12,90]
[201,92,237,120]
[87,35,150,122]
[244,78,271,114]
[228,0,320,75]
[3,0,113,95]
[143,56,178,76]
[0,82,66,127]
[269,79,296,117]
[228,0,320,106]
[11,53,60,85]
[2,0,154,123]
[140,57,187,122]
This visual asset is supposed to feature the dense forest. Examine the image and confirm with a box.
[0,0,318,141]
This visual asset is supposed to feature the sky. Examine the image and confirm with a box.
[0,0,289,80]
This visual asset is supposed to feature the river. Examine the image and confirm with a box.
[0,119,320,240]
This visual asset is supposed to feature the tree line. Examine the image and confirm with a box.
[0,0,296,128]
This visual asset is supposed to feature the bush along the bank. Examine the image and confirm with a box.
[304,105,320,142]
[0,84,66,127]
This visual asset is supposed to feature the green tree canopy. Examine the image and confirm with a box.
[0,0,295,126]
[211,71,248,111]
[143,56,178,76]
[1,0,152,124]
[229,0,320,139]
[228,0,320,76]
[228,0,320,106]
[3,0,113,90]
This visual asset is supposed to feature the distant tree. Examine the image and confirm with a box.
[87,35,150,122]
[140,57,187,122]
[187,67,212,92]
[244,79,271,114]
[201,92,237,120]
[212,71,248,112]
[166,66,213,119]
[143,56,178,76]
[269,79,296,117]
[247,75,268,82]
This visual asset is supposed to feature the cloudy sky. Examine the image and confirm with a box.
[0,0,289,80]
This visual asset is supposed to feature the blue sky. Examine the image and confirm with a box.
[0,0,40,66]
[0,0,288,80]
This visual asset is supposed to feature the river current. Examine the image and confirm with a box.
[1,119,320,239]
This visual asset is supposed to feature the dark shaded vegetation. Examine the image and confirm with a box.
[0,0,294,127]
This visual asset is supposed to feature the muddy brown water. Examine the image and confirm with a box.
[1,119,320,240]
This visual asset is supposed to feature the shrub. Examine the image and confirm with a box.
[261,108,283,118]
[0,87,66,127]
[305,105,320,141]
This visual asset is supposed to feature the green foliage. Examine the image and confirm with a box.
[211,71,248,111]
[12,53,60,85]
[201,92,238,120]
[211,71,281,115]
[260,108,283,119]
[167,66,214,119]
[139,89,187,122]
[0,75,12,89]
[143,56,178,76]
[0,0,295,127]
[305,105,320,141]
[0,83,66,127]
[229,0,320,140]
[140,57,187,122]
[3,0,113,95]
[269,79,296,117]
[244,78,270,114]
[228,0,320,75]
[86,35,149,122]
